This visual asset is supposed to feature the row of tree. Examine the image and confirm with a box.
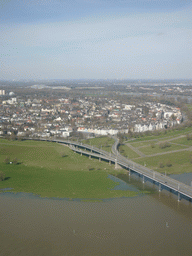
[4,156,18,165]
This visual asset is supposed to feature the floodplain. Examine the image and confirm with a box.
[0,138,139,199]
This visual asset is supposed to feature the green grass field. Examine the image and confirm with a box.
[134,151,192,175]
[138,143,187,155]
[126,126,192,143]
[186,104,192,111]
[171,136,192,146]
[120,126,192,174]
[129,140,158,148]
[82,136,114,152]
[119,144,140,159]
[0,139,138,199]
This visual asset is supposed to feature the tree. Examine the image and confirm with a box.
[152,112,156,118]
[186,134,192,140]
[118,136,124,145]
[12,157,18,165]
[0,171,5,181]
[10,133,16,141]
[159,142,171,149]
[171,114,176,121]
[4,156,10,164]
[61,149,67,157]
[166,160,172,167]
[159,162,164,168]
[142,106,149,116]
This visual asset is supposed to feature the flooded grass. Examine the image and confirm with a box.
[0,139,139,199]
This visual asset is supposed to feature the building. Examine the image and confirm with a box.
[0,90,5,95]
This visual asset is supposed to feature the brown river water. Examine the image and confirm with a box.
[0,174,192,256]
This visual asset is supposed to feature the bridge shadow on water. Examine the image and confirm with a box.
[116,172,156,194]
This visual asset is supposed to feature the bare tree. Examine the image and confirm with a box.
[0,171,5,181]
[13,157,18,165]
[4,156,10,164]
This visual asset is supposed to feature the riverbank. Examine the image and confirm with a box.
[0,139,140,199]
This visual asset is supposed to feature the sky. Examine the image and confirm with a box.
[0,0,192,80]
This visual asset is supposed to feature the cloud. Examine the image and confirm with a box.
[1,7,191,49]
[1,4,191,79]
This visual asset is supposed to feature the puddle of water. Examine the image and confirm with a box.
[107,174,140,192]
[0,188,14,191]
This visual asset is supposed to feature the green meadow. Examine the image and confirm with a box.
[119,144,140,159]
[172,137,192,146]
[0,139,138,199]
[126,126,192,143]
[129,140,157,148]
[123,130,192,175]
[134,151,192,175]
[138,143,187,155]
[82,136,115,152]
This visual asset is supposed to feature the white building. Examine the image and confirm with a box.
[0,90,5,95]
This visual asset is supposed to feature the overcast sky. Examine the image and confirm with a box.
[0,0,192,80]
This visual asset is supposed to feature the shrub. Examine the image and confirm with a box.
[12,157,18,165]
[151,143,155,148]
[190,155,192,164]
[186,134,192,140]
[4,156,10,164]
[159,142,171,149]
[159,162,164,168]
[166,160,172,167]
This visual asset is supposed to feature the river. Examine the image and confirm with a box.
[0,173,192,256]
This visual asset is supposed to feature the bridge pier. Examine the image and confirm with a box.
[115,159,118,169]
[109,161,111,165]
[142,176,145,184]
[178,192,181,202]
[99,157,101,162]
[159,183,161,192]
[89,155,91,159]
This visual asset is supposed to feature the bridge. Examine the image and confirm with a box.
[30,137,192,202]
